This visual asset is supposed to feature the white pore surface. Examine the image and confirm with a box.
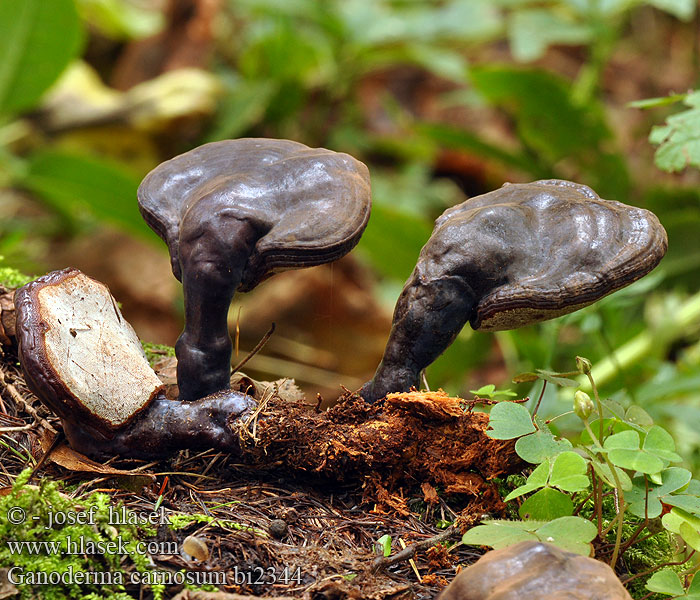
[37,272,162,428]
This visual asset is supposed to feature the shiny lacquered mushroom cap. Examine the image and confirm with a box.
[137,138,371,289]
[361,179,668,403]
[137,138,372,401]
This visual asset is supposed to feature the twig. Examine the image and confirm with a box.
[0,367,57,433]
[232,323,275,374]
[371,525,460,573]
[27,430,65,483]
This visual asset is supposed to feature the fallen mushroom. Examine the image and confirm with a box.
[14,268,256,458]
[138,138,371,401]
[361,179,667,402]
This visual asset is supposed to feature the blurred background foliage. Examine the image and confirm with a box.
[3,0,700,463]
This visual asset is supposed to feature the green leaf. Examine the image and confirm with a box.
[589,459,633,491]
[0,0,83,114]
[628,93,688,109]
[512,372,539,383]
[549,452,589,492]
[624,405,654,429]
[461,522,536,550]
[627,467,693,519]
[376,534,392,557]
[535,516,597,555]
[519,488,574,520]
[504,461,550,501]
[471,384,496,397]
[535,369,580,387]
[515,426,572,464]
[643,426,682,463]
[486,402,535,440]
[662,508,700,537]
[645,568,685,596]
[21,151,149,238]
[681,521,700,552]
[604,430,665,474]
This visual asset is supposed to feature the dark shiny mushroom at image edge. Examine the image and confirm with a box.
[361,179,668,403]
[14,268,256,459]
[137,138,372,402]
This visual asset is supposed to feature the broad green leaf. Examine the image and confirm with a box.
[549,452,589,492]
[604,430,665,474]
[0,0,83,114]
[515,426,572,464]
[624,405,654,429]
[665,495,700,515]
[508,9,591,62]
[461,523,536,550]
[627,468,693,519]
[21,151,148,238]
[662,508,700,536]
[504,461,551,501]
[486,402,535,440]
[681,521,700,552]
[643,426,682,463]
[519,488,573,520]
[645,568,685,596]
[589,459,633,491]
[535,516,597,555]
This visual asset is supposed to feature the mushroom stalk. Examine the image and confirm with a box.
[362,179,667,403]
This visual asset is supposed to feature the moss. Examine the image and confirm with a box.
[0,469,164,600]
[0,256,32,289]
[141,342,175,367]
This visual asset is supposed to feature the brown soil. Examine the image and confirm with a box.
[0,286,523,599]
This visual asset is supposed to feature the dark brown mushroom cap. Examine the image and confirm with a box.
[14,268,163,435]
[421,179,668,331]
[137,138,372,290]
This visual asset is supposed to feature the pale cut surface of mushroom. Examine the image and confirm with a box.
[16,269,163,431]
[361,179,668,403]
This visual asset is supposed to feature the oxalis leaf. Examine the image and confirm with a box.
[514,421,572,464]
[486,402,535,440]
[518,487,573,520]
[603,428,680,475]
[646,569,685,596]
[626,467,692,519]
[462,516,595,556]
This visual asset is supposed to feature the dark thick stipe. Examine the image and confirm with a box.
[63,390,257,459]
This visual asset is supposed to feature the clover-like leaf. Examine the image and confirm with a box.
[649,90,700,173]
[589,458,633,491]
[644,425,682,463]
[486,402,535,440]
[461,521,537,550]
[535,516,597,556]
[627,467,693,519]
[504,460,550,502]
[519,488,574,520]
[646,568,685,596]
[549,452,589,493]
[515,421,572,464]
[681,521,700,553]
[604,430,665,474]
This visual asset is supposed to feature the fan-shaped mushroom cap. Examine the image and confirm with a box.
[361,179,667,403]
[137,138,371,289]
[431,179,667,331]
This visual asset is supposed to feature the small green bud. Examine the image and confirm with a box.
[574,390,594,420]
[576,356,592,375]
